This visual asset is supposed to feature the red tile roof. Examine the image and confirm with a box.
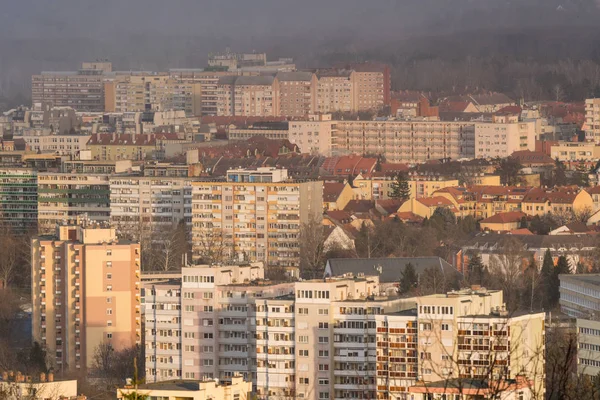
[376,199,402,214]
[417,196,454,208]
[480,211,527,224]
[509,228,534,235]
[394,211,424,223]
[326,210,353,224]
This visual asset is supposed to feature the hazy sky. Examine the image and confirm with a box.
[0,0,599,99]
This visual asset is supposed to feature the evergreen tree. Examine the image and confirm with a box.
[389,173,411,201]
[577,262,587,274]
[467,252,485,285]
[399,263,418,294]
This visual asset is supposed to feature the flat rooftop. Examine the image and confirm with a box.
[560,274,600,287]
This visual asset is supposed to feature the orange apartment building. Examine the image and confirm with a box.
[31,222,141,371]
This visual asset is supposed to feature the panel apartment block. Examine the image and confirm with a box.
[31,223,141,371]
[191,168,322,267]
[0,168,38,232]
[37,173,111,235]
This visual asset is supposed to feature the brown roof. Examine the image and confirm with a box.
[417,196,454,208]
[326,210,353,224]
[511,150,554,165]
[523,186,581,204]
[376,199,402,214]
[344,200,376,214]
[480,211,527,224]
[495,105,522,115]
[394,211,424,223]
[509,228,534,235]
[586,186,600,195]
[323,183,347,202]
[327,155,377,176]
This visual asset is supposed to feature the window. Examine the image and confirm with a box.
[106,249,112,256]
[106,261,112,268]
[318,322,329,329]
[106,298,111,303]
[202,359,214,366]
[421,323,432,331]
[203,333,214,339]
[442,324,450,331]
[318,364,329,371]
[106,285,112,291]
[107,320,113,327]
[106,309,113,315]
[299,336,309,343]
[318,336,329,343]
[319,393,330,399]
[318,309,329,315]
[299,349,309,357]
[299,377,309,385]
[319,350,329,357]
[106,273,112,280]
[106,333,112,339]
[318,379,329,385]
[298,308,308,314]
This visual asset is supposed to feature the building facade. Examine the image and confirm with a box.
[31,63,110,112]
[333,120,476,163]
[288,114,336,156]
[109,176,193,236]
[191,168,323,267]
[21,134,90,156]
[474,117,536,159]
[37,173,111,235]
[585,98,600,143]
[0,168,38,232]
[31,223,141,371]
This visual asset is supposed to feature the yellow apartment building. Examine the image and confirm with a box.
[31,222,141,371]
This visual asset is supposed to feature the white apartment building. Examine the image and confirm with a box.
[585,98,600,143]
[179,263,293,383]
[191,168,322,267]
[144,263,546,400]
[144,279,183,382]
[109,176,193,236]
[21,134,90,156]
[288,114,336,156]
[474,116,536,159]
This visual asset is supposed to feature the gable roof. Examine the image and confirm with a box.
[480,211,527,224]
[510,150,554,165]
[417,196,454,208]
[323,182,348,202]
[325,257,460,283]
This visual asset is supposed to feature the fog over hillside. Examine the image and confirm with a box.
[1,0,600,106]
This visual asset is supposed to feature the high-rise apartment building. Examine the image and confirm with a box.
[104,74,202,116]
[191,168,323,267]
[276,72,316,117]
[217,76,280,117]
[333,120,476,163]
[31,63,111,112]
[142,264,545,400]
[143,278,182,382]
[169,69,239,116]
[585,98,600,143]
[288,114,336,156]
[31,222,141,371]
[109,176,193,236]
[315,70,355,114]
[37,173,111,234]
[0,168,38,232]
[474,116,536,159]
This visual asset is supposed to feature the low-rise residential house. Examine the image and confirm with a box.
[322,224,355,252]
[522,187,593,218]
[586,186,600,211]
[479,211,527,232]
[323,182,353,211]
[397,196,457,219]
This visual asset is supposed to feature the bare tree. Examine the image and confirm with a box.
[149,221,189,271]
[192,227,229,265]
[299,217,327,279]
[0,231,20,288]
[488,237,529,311]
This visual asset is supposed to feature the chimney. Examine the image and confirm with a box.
[40,372,46,382]
[1,371,7,381]
[470,284,481,291]
[47,372,54,382]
